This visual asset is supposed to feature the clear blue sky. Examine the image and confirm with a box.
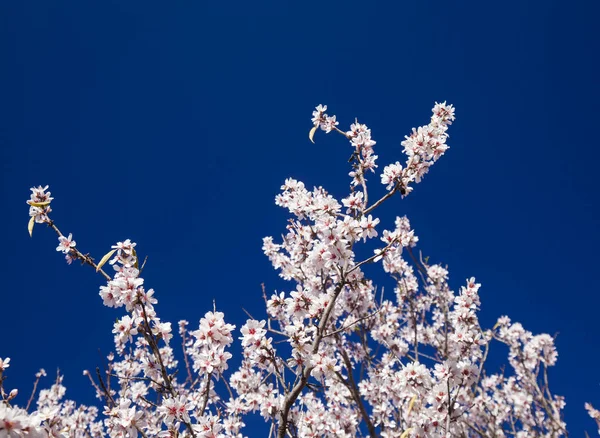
[1,1,598,434]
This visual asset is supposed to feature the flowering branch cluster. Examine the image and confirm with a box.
[3,103,596,436]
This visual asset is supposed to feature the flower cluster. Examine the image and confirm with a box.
[0,371,102,437]
[311,104,339,134]
[7,103,593,437]
[381,102,455,196]
[187,311,235,376]
[26,185,53,224]
[345,120,379,188]
[587,403,600,435]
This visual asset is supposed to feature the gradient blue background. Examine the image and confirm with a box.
[1,1,598,434]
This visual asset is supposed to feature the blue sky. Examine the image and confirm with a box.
[1,0,598,434]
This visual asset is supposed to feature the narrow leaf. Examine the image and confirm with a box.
[28,201,51,207]
[400,428,414,438]
[28,216,35,237]
[309,126,317,144]
[96,249,116,272]
[406,395,417,417]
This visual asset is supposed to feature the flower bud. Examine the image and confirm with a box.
[8,389,18,401]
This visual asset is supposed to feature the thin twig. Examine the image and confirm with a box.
[323,308,382,338]
[25,372,43,411]
[45,220,112,282]
[363,182,402,216]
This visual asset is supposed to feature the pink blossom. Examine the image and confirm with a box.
[19,102,581,437]
[56,233,76,254]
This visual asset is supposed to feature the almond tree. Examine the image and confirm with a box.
[2,103,593,437]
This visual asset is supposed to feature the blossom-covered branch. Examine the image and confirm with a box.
[3,103,594,437]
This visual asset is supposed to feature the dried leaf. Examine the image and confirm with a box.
[406,395,417,417]
[28,216,35,237]
[96,249,116,272]
[309,126,318,144]
[400,428,414,438]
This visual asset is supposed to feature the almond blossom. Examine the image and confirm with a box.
[7,102,594,437]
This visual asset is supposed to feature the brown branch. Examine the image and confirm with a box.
[348,237,398,275]
[323,308,382,338]
[200,372,213,414]
[277,280,347,438]
[363,182,402,216]
[335,334,377,438]
[25,371,43,411]
[180,327,194,385]
[95,367,116,407]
